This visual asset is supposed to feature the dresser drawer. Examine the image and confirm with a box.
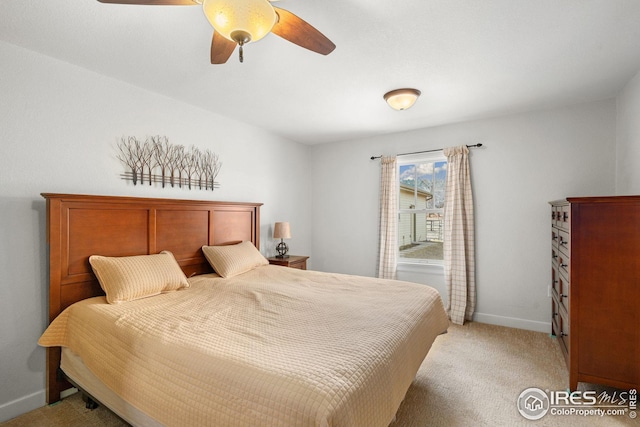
[558,308,570,359]
[551,228,559,249]
[551,266,559,295]
[558,230,570,256]
[552,207,560,227]
[267,255,309,270]
[557,274,570,313]
[551,295,560,333]
[288,259,307,270]
[553,205,564,228]
[560,205,571,230]
[558,253,570,280]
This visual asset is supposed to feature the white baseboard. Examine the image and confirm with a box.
[0,390,45,423]
[61,387,79,399]
[0,387,77,423]
[473,312,551,333]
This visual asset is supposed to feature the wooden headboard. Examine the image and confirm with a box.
[41,193,262,403]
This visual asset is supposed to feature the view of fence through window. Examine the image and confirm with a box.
[398,158,447,263]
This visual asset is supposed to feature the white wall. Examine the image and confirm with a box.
[310,100,616,332]
[616,69,640,194]
[0,40,312,422]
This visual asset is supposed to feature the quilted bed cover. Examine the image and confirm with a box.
[39,265,449,427]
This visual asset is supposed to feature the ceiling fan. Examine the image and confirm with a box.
[97,0,336,64]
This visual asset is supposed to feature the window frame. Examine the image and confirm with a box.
[397,152,447,266]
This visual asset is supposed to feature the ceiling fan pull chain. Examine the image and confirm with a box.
[230,30,250,63]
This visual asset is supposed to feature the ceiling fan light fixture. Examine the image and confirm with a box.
[384,88,421,111]
[202,0,277,44]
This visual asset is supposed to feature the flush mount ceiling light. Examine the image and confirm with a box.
[384,88,421,111]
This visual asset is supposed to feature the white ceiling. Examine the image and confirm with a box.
[2,0,640,144]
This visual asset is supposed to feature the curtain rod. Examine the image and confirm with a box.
[369,143,483,160]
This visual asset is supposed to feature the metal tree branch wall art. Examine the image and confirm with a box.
[116,136,222,190]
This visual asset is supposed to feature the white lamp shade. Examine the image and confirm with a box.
[273,222,291,239]
[384,88,421,111]
[202,0,277,43]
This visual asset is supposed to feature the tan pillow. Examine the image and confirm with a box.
[89,251,189,304]
[202,241,268,278]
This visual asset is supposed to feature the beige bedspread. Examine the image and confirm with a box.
[39,265,449,427]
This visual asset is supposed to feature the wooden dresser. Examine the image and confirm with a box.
[550,196,639,391]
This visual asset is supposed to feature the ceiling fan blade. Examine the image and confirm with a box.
[97,0,199,5]
[271,7,336,55]
[211,30,237,64]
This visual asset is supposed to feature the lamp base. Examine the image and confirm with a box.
[275,240,289,258]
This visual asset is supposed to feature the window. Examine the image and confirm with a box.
[398,154,447,264]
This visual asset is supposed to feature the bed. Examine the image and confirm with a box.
[38,193,449,427]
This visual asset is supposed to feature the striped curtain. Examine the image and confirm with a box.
[377,156,398,279]
[443,145,475,325]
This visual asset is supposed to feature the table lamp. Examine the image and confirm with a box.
[273,222,291,258]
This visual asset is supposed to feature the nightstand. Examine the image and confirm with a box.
[267,255,309,270]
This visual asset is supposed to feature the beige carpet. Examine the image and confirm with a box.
[3,322,636,427]
[390,322,635,427]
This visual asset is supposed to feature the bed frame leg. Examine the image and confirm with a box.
[82,393,99,410]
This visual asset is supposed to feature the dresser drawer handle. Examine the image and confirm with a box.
[560,332,568,337]
[560,241,568,246]
[560,294,567,298]
[561,263,568,268]
[552,254,558,259]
